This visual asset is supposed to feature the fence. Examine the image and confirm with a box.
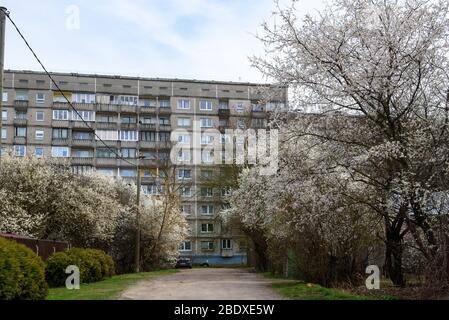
[0,233,70,260]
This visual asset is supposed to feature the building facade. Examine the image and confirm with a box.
[0,70,286,266]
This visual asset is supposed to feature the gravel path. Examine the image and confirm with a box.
[120,268,286,300]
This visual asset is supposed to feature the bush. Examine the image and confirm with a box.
[45,248,115,287]
[0,238,48,300]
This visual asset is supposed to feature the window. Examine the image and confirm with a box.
[15,127,26,137]
[219,101,229,109]
[237,118,246,129]
[201,188,213,197]
[159,131,171,142]
[235,103,244,112]
[121,115,137,124]
[159,100,170,108]
[52,147,70,158]
[2,92,7,102]
[179,241,192,251]
[121,148,136,158]
[120,169,137,177]
[177,117,191,127]
[141,131,157,142]
[199,100,213,111]
[14,145,26,157]
[53,91,72,103]
[201,170,213,179]
[202,150,214,163]
[141,116,157,124]
[72,111,95,122]
[201,205,214,215]
[111,95,137,106]
[222,239,232,250]
[1,110,6,121]
[96,148,117,158]
[36,80,45,85]
[53,110,69,120]
[201,241,214,250]
[15,111,27,120]
[72,165,93,174]
[177,99,190,110]
[35,147,44,158]
[72,149,93,158]
[200,118,213,128]
[35,130,44,140]
[96,130,118,141]
[96,114,116,123]
[36,93,45,103]
[159,117,170,125]
[119,131,138,141]
[252,118,266,128]
[178,169,191,179]
[141,99,156,108]
[201,135,214,145]
[15,90,29,101]
[177,134,191,144]
[201,224,214,233]
[180,187,192,197]
[97,168,115,176]
[181,205,192,215]
[72,131,92,140]
[1,128,6,140]
[52,128,68,139]
[178,150,191,162]
[36,111,45,122]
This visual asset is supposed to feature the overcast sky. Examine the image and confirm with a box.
[1,0,324,83]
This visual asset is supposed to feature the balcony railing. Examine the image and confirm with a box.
[14,100,29,109]
[71,157,94,165]
[140,123,157,130]
[140,106,157,114]
[72,139,94,147]
[120,123,138,130]
[218,109,230,117]
[71,121,92,129]
[13,136,26,144]
[13,119,28,126]
[158,107,172,114]
[159,124,172,131]
[96,122,117,130]
[96,104,119,113]
[120,105,138,113]
[52,138,70,146]
[96,157,118,166]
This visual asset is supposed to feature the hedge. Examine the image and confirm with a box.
[45,248,115,287]
[0,238,48,300]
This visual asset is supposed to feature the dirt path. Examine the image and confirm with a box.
[120,268,286,300]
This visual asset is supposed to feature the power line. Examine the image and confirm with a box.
[2,8,138,167]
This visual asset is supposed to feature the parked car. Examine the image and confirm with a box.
[175,257,192,269]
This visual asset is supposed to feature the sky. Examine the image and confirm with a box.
[1,0,325,83]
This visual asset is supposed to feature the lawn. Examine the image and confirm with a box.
[47,269,178,300]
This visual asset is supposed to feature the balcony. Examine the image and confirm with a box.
[120,141,138,148]
[71,121,92,129]
[218,109,230,117]
[72,103,95,111]
[96,122,117,130]
[95,140,118,148]
[52,102,70,109]
[120,105,138,113]
[72,139,94,147]
[13,119,28,126]
[13,136,26,144]
[140,123,157,130]
[157,141,172,149]
[52,139,70,146]
[71,157,94,166]
[96,104,119,113]
[159,124,171,131]
[158,107,172,115]
[140,106,157,114]
[52,120,70,128]
[139,141,157,149]
[14,100,29,110]
[120,123,138,130]
[96,157,118,166]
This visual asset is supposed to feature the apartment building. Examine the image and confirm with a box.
[0,70,287,266]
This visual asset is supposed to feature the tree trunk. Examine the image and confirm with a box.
[384,231,405,287]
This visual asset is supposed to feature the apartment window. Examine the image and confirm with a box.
[2,92,7,102]
[237,118,246,129]
[235,103,244,112]
[36,80,45,85]
[177,99,190,110]
[72,111,95,122]
[35,130,44,140]
[121,115,137,124]
[36,111,45,122]
[72,165,93,174]
[15,127,26,137]
[15,111,27,120]
[179,241,192,251]
[15,90,29,101]
[202,150,214,163]
[121,148,136,158]
[201,170,213,179]
[120,169,137,177]
[52,128,68,139]
[142,151,156,160]
[177,134,191,144]
[14,145,26,157]
[141,131,157,142]
[53,91,72,103]
[201,135,214,145]
[96,148,117,158]
[36,93,45,103]
[1,128,6,140]
[141,99,156,108]
[159,100,170,108]
[178,150,191,162]
[177,117,191,127]
[252,118,266,128]
[35,147,44,158]
[97,168,115,176]
[201,224,214,233]
[96,130,118,141]
[72,93,96,104]
[201,241,214,250]
[53,110,69,120]
[159,132,170,142]
[219,101,229,109]
[159,117,170,125]
[119,131,138,141]
[111,95,137,106]
[180,187,192,197]
[181,205,192,215]
[178,169,191,179]
[141,116,157,124]
[1,110,6,121]
[201,187,213,197]
[199,100,213,111]
[96,114,116,123]
[72,131,92,140]
[201,205,214,215]
[72,149,93,158]
[222,239,232,250]
[200,118,213,128]
[52,147,70,158]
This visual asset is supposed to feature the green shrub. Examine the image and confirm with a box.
[0,237,48,300]
[45,248,114,287]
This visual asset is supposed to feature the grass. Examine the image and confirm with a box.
[263,273,394,300]
[47,269,179,300]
